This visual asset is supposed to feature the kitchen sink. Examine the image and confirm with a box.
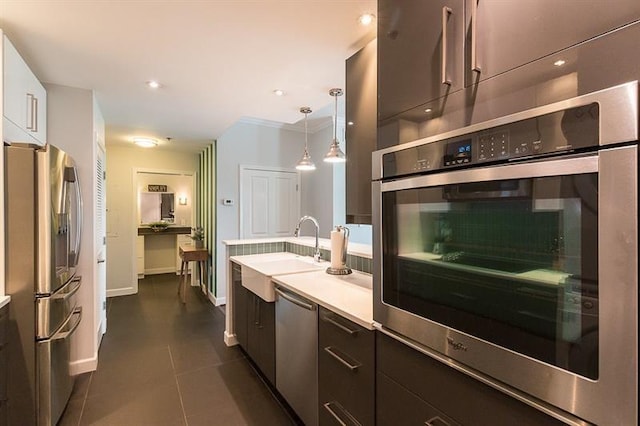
[232,252,326,302]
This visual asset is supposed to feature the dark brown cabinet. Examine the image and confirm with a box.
[231,263,248,350]
[231,262,275,385]
[468,0,640,86]
[376,332,564,426]
[246,294,275,385]
[0,304,8,426]
[345,38,377,225]
[377,0,465,122]
[318,307,374,426]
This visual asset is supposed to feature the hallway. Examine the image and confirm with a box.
[58,273,296,425]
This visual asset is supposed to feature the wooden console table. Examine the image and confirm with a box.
[177,245,208,303]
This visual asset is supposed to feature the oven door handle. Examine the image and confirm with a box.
[380,154,598,192]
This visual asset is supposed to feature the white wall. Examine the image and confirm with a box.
[106,145,198,296]
[45,83,104,373]
[215,121,338,301]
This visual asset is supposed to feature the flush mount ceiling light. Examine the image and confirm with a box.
[296,107,316,171]
[146,80,161,89]
[358,13,375,26]
[324,88,346,164]
[273,89,285,96]
[133,137,158,148]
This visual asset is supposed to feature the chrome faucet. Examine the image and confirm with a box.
[294,215,321,262]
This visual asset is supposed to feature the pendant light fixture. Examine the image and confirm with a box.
[296,107,316,171]
[324,88,346,163]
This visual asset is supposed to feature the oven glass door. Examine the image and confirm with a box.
[381,158,599,380]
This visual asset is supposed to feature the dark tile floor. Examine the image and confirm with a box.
[58,273,296,426]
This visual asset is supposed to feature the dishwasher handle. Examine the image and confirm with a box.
[274,287,316,311]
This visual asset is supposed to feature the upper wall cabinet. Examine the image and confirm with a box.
[345,39,376,225]
[377,0,640,124]
[468,0,640,85]
[378,0,465,122]
[3,35,47,146]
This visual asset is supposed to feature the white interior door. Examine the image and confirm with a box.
[241,167,299,238]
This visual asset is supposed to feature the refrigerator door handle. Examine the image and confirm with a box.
[65,166,83,266]
[50,307,82,341]
[51,276,81,301]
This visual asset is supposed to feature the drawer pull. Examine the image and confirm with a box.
[425,415,450,426]
[323,314,359,335]
[323,401,361,426]
[324,346,361,371]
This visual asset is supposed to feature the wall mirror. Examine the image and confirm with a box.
[140,192,175,224]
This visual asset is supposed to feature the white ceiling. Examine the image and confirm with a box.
[0,0,376,152]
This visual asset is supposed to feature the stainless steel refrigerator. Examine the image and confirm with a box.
[4,143,83,426]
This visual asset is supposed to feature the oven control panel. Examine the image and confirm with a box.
[381,102,599,179]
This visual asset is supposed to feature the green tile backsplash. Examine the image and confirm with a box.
[230,241,371,274]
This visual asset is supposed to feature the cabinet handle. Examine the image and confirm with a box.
[471,0,481,73]
[324,346,361,371]
[425,416,450,426]
[441,6,452,85]
[323,401,361,426]
[33,96,38,133]
[322,314,359,335]
[256,298,263,328]
[26,93,35,130]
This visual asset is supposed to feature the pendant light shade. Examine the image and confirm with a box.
[324,88,346,163]
[296,107,316,171]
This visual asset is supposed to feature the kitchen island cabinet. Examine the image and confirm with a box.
[230,261,275,385]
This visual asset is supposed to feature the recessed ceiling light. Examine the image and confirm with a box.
[358,13,375,26]
[133,137,158,148]
[424,108,432,113]
[347,121,354,126]
[273,89,285,96]
[553,59,566,67]
[146,80,161,89]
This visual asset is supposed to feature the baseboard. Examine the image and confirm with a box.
[70,354,98,375]
[107,287,136,297]
[208,293,226,306]
[224,331,238,347]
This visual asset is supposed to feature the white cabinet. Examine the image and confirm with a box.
[2,35,47,146]
[136,235,145,278]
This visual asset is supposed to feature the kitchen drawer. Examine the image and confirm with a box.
[319,307,374,365]
[319,307,374,426]
[376,332,564,426]
[377,372,460,426]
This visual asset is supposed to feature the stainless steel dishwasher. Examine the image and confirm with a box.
[274,285,318,426]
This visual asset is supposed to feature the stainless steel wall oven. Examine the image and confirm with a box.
[372,82,638,425]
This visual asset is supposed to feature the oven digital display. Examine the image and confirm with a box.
[444,139,472,166]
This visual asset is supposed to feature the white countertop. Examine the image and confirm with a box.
[271,269,374,330]
[0,295,10,309]
[223,236,372,259]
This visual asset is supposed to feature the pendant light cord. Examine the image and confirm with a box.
[333,92,338,141]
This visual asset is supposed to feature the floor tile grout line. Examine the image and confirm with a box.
[75,371,93,426]
[168,344,189,425]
